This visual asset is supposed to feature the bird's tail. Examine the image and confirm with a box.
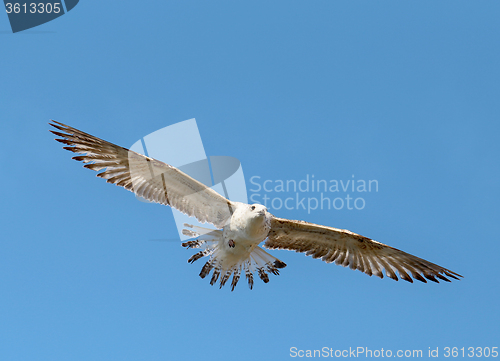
[181,224,286,291]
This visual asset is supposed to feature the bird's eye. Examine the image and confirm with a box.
[251,205,256,211]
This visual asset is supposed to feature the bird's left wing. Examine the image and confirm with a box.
[50,120,234,228]
[264,217,462,283]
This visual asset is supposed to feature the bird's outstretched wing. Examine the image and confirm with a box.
[265,217,462,283]
[50,120,234,228]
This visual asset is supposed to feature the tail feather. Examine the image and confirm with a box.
[210,265,221,285]
[257,267,270,283]
[187,248,214,264]
[220,269,233,288]
[253,247,286,276]
[231,268,241,291]
[199,259,214,279]
[245,265,254,290]
[182,239,204,249]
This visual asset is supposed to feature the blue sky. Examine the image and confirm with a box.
[1,1,499,360]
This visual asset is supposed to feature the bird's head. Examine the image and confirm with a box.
[248,203,268,217]
[242,203,271,239]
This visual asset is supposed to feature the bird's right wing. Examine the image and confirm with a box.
[265,217,462,283]
[50,120,235,228]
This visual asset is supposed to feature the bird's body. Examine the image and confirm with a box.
[182,202,284,290]
[50,120,462,290]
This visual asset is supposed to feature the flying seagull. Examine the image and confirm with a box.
[50,121,462,290]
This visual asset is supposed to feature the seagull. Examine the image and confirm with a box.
[50,120,462,290]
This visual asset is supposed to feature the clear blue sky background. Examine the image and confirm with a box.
[1,2,499,360]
